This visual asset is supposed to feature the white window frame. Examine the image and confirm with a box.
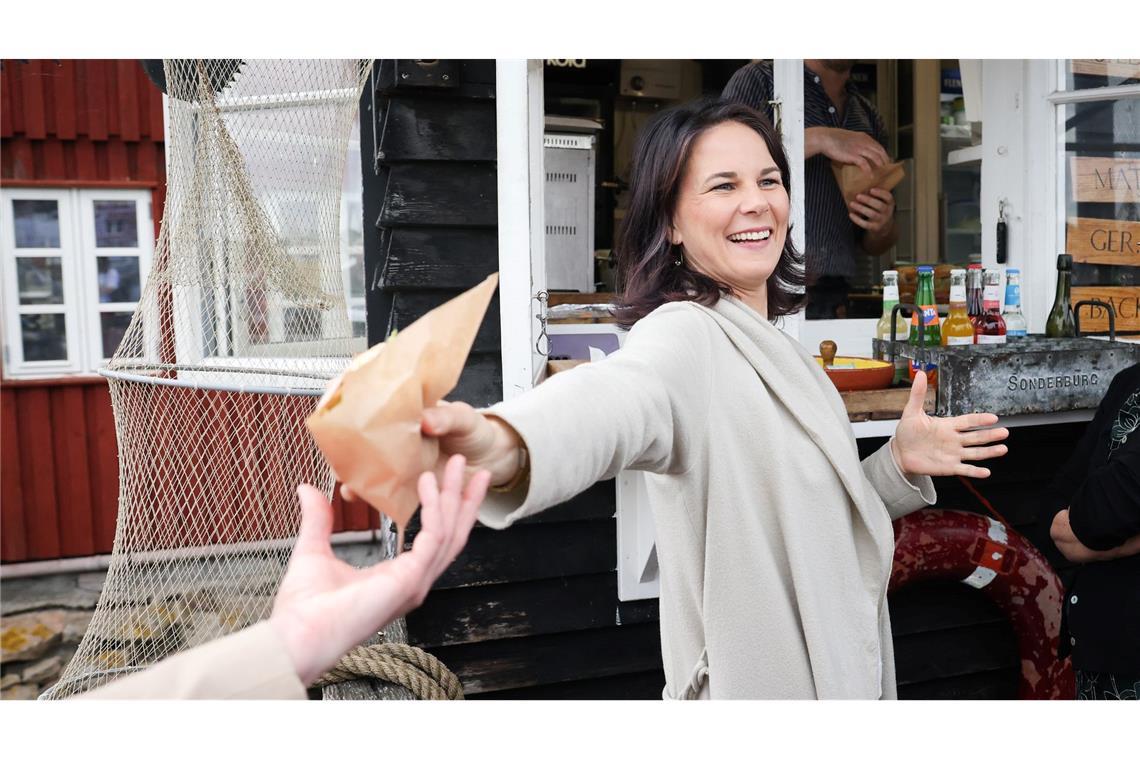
[77,188,156,368]
[1,187,154,378]
[1046,61,1140,338]
[340,126,367,340]
[496,59,548,401]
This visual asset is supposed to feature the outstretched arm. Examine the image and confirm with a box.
[81,456,489,699]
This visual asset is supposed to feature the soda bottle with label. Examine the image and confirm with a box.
[975,269,1008,344]
[875,269,910,383]
[1003,267,1028,338]
[966,264,984,328]
[942,269,975,345]
[908,265,940,384]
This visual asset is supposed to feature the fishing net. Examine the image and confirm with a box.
[42,59,373,698]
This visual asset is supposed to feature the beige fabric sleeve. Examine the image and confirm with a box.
[861,438,937,521]
[76,621,306,700]
[477,309,713,529]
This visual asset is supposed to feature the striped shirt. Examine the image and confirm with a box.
[722,62,888,279]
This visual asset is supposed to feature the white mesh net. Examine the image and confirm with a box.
[42,59,373,698]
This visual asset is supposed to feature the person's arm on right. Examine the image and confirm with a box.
[1050,508,1140,563]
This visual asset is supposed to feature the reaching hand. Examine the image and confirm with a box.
[849,187,896,236]
[891,371,1009,479]
[821,127,890,174]
[271,455,490,686]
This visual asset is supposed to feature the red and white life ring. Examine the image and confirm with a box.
[890,508,1074,699]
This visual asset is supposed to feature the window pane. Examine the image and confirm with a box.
[1067,59,1140,91]
[93,200,139,248]
[13,200,61,248]
[97,256,141,302]
[1063,96,1140,334]
[16,257,64,305]
[347,251,364,299]
[100,312,137,358]
[20,314,67,361]
[284,306,323,341]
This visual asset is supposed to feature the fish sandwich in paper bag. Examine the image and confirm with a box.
[306,274,499,532]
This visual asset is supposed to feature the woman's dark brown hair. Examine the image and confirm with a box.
[614,98,806,329]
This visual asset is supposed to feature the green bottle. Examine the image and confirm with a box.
[908,266,940,382]
[1045,254,1076,338]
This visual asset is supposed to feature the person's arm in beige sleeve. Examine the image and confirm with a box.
[79,455,489,699]
[410,306,715,529]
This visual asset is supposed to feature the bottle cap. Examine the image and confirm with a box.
[968,263,983,269]
[1006,267,1020,274]
[917,265,933,273]
[1057,254,1073,270]
[883,269,898,275]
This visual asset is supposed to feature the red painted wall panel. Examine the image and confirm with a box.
[1,389,29,561]
[1,59,165,185]
[84,383,120,552]
[2,59,167,562]
[16,388,62,559]
[51,386,96,556]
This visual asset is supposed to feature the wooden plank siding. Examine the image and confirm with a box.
[359,60,669,698]
[1,59,167,241]
[1,379,115,560]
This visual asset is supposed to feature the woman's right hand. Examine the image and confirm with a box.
[420,401,523,487]
[339,401,524,504]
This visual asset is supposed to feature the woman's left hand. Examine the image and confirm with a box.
[891,371,1009,478]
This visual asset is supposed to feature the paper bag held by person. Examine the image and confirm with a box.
[306,273,499,529]
[830,159,905,206]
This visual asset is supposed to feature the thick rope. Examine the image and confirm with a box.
[314,643,464,700]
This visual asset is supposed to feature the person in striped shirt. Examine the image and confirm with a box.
[723,60,898,319]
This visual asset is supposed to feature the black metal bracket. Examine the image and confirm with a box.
[890,302,925,344]
[1074,299,1116,341]
[392,59,459,89]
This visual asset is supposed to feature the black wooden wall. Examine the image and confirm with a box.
[360,59,1085,700]
[362,59,502,405]
[360,59,667,698]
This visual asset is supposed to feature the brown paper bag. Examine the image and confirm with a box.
[830,159,905,206]
[306,273,499,530]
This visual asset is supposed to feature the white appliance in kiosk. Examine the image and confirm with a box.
[544,130,598,293]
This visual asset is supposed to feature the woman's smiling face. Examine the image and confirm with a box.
[669,121,790,313]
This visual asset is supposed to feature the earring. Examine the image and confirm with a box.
[673,247,684,267]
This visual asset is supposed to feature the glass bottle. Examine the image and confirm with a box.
[876,269,910,383]
[1003,267,1028,338]
[908,265,940,385]
[966,264,984,328]
[941,269,975,345]
[1045,254,1076,338]
[975,269,1008,344]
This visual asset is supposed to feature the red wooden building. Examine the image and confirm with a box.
[0,59,374,566]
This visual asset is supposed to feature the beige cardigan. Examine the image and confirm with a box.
[76,621,306,700]
[482,296,935,699]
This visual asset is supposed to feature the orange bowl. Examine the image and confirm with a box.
[815,356,895,392]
